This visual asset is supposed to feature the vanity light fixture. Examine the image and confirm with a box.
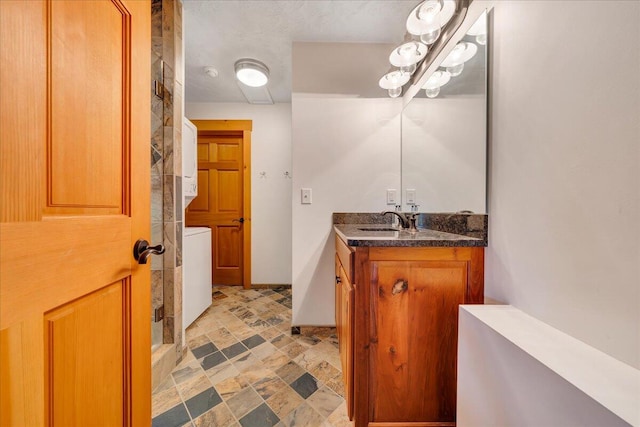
[379,0,471,98]
[389,40,428,75]
[234,58,269,87]
[379,70,411,98]
[422,70,451,98]
[406,0,456,45]
[440,41,477,76]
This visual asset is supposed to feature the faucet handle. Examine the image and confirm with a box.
[407,212,419,232]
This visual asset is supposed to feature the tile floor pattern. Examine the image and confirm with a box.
[152,286,351,427]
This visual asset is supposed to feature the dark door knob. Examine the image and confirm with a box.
[232,217,245,223]
[133,239,165,265]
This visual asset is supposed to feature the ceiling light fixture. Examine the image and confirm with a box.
[389,40,428,75]
[234,58,269,87]
[379,70,411,98]
[440,41,477,76]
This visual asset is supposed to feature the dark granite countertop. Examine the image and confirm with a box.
[334,223,485,247]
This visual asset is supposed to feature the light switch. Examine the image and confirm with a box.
[386,189,397,205]
[301,188,312,204]
[406,189,416,205]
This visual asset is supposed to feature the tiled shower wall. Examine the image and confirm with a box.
[151,0,185,372]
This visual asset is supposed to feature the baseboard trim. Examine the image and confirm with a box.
[251,283,292,289]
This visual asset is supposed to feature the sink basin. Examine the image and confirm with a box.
[358,227,399,232]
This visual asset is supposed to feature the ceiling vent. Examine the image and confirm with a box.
[236,82,274,105]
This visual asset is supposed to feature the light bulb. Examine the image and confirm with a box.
[466,12,487,46]
[407,0,455,39]
[388,87,402,98]
[417,1,441,45]
[390,41,427,69]
[447,63,464,77]
[400,63,417,75]
[418,0,442,20]
[425,86,440,98]
[423,70,450,90]
[378,70,410,96]
[420,27,441,45]
[398,43,417,61]
[450,43,466,62]
[440,42,476,73]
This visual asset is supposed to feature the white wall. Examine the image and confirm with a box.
[403,96,486,213]
[486,0,640,369]
[291,95,402,325]
[185,102,292,285]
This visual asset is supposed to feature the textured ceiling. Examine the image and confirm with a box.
[183,1,418,103]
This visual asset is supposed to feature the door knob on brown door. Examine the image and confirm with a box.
[133,239,165,264]
[232,217,245,223]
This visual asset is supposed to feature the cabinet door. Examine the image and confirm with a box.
[339,265,354,421]
[335,255,342,341]
[369,260,467,423]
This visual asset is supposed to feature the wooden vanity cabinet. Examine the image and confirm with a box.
[335,235,484,427]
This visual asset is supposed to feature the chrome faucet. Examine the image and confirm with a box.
[381,211,419,232]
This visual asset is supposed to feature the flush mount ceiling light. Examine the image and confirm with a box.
[379,70,411,98]
[234,58,269,87]
[440,41,477,76]
[422,70,451,98]
[389,40,428,75]
[406,0,456,45]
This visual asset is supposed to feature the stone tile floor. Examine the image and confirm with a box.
[152,286,351,427]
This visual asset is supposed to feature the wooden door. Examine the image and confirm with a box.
[0,1,151,426]
[369,260,467,424]
[186,120,251,288]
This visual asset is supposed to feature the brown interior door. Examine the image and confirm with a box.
[186,121,251,288]
[0,1,151,426]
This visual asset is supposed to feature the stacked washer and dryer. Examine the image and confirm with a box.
[182,119,212,340]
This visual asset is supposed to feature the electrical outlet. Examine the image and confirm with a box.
[386,189,397,205]
[301,188,312,204]
[406,188,416,205]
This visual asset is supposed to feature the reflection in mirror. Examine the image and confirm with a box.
[401,11,488,213]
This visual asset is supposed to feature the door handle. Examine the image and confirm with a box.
[133,239,165,265]
[232,217,245,223]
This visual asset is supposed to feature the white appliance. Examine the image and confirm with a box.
[183,118,198,208]
[182,227,212,335]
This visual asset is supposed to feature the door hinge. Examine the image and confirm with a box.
[153,80,165,99]
[153,305,164,322]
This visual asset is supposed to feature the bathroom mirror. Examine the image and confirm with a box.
[401,11,488,213]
